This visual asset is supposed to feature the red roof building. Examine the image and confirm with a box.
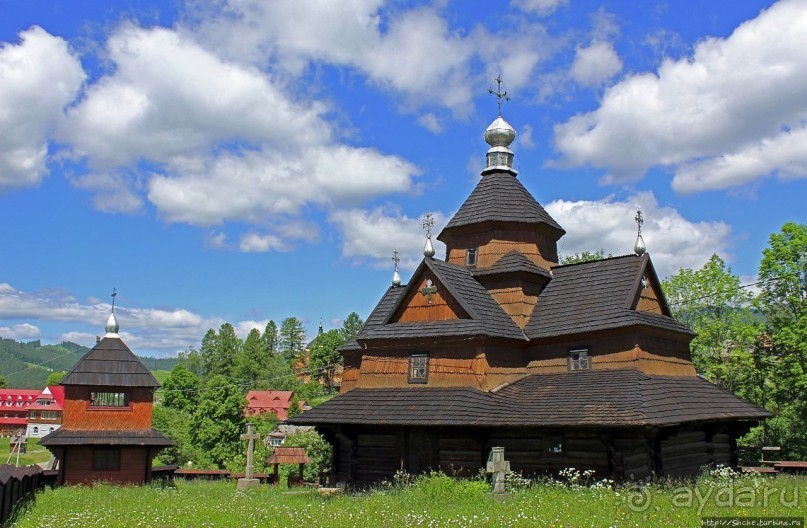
[0,389,40,436]
[26,385,65,438]
[245,391,303,421]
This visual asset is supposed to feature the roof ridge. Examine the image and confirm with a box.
[550,253,640,270]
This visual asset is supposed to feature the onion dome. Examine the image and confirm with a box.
[483,116,517,175]
[105,312,120,336]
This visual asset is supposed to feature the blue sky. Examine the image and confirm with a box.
[0,0,804,356]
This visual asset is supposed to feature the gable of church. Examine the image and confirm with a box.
[391,268,469,323]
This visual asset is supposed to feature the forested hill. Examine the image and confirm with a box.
[0,338,179,389]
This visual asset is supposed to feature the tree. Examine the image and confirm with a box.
[281,429,332,481]
[178,346,204,378]
[560,250,612,265]
[46,371,65,386]
[308,329,345,392]
[235,328,271,386]
[662,254,760,394]
[338,312,364,342]
[201,324,242,378]
[0,374,6,389]
[162,365,200,414]
[279,317,306,361]
[263,320,279,354]
[189,375,246,468]
[755,223,807,458]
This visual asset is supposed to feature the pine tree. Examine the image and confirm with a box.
[338,312,364,342]
[279,317,306,361]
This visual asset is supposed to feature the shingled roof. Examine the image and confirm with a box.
[291,369,770,428]
[438,170,565,239]
[358,258,526,342]
[471,250,553,281]
[525,254,693,339]
[39,428,173,446]
[61,337,160,388]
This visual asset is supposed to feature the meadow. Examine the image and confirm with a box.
[9,469,806,527]
[0,438,51,467]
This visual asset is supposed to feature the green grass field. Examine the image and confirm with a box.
[0,437,52,467]
[10,471,806,527]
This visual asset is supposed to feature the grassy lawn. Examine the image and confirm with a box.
[0,437,52,467]
[10,472,806,527]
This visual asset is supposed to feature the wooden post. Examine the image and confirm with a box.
[273,463,279,487]
[237,424,261,491]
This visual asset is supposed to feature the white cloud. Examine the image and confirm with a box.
[190,2,477,113]
[546,192,732,279]
[204,232,228,250]
[62,25,329,169]
[54,23,419,239]
[330,206,448,271]
[512,0,568,16]
[146,146,418,226]
[0,283,224,353]
[570,41,622,87]
[0,323,42,340]
[239,232,287,253]
[0,27,84,189]
[417,113,444,134]
[554,0,807,192]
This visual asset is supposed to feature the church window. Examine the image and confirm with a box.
[408,353,429,384]
[546,435,564,454]
[90,392,128,407]
[466,248,478,267]
[568,347,591,371]
[93,448,121,471]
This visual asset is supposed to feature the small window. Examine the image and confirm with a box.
[32,427,39,434]
[408,353,429,384]
[568,347,591,371]
[546,435,564,455]
[90,392,128,407]
[466,248,478,267]
[93,449,121,471]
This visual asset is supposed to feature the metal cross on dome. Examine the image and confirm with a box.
[635,210,644,236]
[392,249,400,271]
[421,213,434,238]
[488,75,510,116]
[421,279,438,304]
[111,288,117,313]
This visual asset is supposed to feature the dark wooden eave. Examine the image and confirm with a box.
[39,428,173,447]
[290,369,770,428]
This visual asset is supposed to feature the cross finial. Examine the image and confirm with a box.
[111,288,117,313]
[634,210,647,256]
[488,75,510,116]
[421,213,434,238]
[392,249,402,286]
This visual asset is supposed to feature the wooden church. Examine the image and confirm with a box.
[292,96,769,484]
[40,308,172,485]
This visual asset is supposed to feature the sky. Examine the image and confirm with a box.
[0,0,805,357]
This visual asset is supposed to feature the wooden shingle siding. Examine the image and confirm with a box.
[62,387,153,430]
[394,270,466,323]
[445,229,560,271]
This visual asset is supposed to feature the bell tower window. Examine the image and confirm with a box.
[466,248,478,267]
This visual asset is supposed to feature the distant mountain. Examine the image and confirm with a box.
[0,338,179,389]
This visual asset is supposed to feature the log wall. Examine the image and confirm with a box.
[61,446,153,485]
[443,229,559,270]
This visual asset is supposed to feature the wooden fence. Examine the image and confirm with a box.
[0,464,43,525]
